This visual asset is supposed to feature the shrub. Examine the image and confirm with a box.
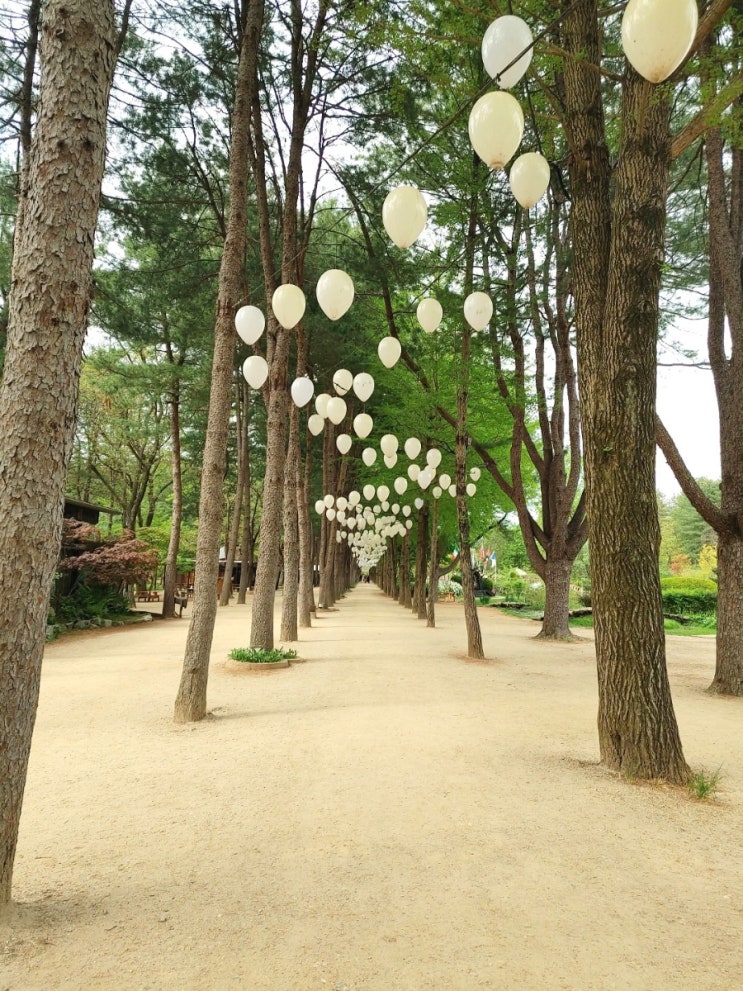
[437,577,462,599]
[660,576,717,616]
[229,646,297,663]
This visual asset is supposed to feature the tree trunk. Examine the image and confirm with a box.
[161,375,183,618]
[427,497,439,628]
[413,506,429,619]
[563,0,688,783]
[0,0,116,904]
[280,403,300,641]
[237,382,252,605]
[538,555,573,640]
[710,530,743,694]
[174,2,264,721]
[297,436,314,626]
[219,440,243,607]
[398,532,412,607]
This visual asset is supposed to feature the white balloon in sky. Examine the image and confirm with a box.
[332,368,354,396]
[481,15,534,89]
[316,269,355,320]
[308,413,324,436]
[235,305,265,344]
[336,433,353,455]
[468,91,524,170]
[382,185,427,249]
[353,372,375,402]
[621,0,698,83]
[404,437,422,459]
[378,336,402,369]
[326,396,347,425]
[464,291,494,332]
[416,297,443,334]
[362,447,377,467]
[353,413,373,439]
[509,152,551,209]
[242,355,268,389]
[290,376,314,408]
[272,283,306,329]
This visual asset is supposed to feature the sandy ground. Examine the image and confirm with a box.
[1,584,742,991]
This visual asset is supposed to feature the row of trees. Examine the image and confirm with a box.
[0,0,740,904]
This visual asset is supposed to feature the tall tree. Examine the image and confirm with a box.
[0,0,118,904]
[174,0,265,723]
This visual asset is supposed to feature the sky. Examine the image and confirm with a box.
[655,317,720,497]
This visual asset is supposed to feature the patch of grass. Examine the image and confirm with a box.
[228,646,298,663]
[688,766,722,800]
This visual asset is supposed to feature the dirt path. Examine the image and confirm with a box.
[2,585,741,990]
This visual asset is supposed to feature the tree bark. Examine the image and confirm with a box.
[161,372,184,618]
[413,506,429,620]
[539,556,573,640]
[0,0,116,904]
[237,381,252,604]
[426,497,439,628]
[297,432,314,625]
[562,0,688,782]
[280,402,300,641]
[398,532,412,607]
[174,1,264,721]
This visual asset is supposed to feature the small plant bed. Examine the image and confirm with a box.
[226,646,298,671]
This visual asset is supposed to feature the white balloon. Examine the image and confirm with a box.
[362,447,377,467]
[315,392,331,418]
[308,413,324,436]
[417,297,443,334]
[324,494,335,508]
[432,486,442,499]
[466,483,477,497]
[414,498,424,509]
[235,305,265,344]
[316,269,355,320]
[348,490,361,506]
[363,484,376,501]
[426,448,442,469]
[408,464,420,481]
[621,0,698,83]
[290,376,314,408]
[336,433,352,455]
[509,152,551,209]
[314,499,325,515]
[464,291,493,332]
[384,454,398,469]
[418,469,433,490]
[481,15,534,89]
[353,372,375,403]
[326,507,336,521]
[470,466,481,482]
[382,185,427,249]
[326,396,347,425]
[448,484,457,498]
[272,284,306,329]
[378,336,402,369]
[242,355,268,389]
[380,434,399,457]
[332,368,354,396]
[469,92,524,170]
[336,496,348,511]
[391,503,400,514]
[402,505,411,517]
[439,473,452,489]
[381,500,390,512]
[394,477,408,495]
[377,485,390,501]
[406,519,413,530]
[404,437,422,459]
[353,412,373,439]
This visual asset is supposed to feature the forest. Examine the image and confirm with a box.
[0,0,741,909]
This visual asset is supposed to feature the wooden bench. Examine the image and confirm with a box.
[136,589,160,602]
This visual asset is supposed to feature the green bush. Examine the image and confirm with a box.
[660,576,717,616]
[229,646,297,663]
[55,583,131,624]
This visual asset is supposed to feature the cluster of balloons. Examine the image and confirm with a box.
[315,461,484,568]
